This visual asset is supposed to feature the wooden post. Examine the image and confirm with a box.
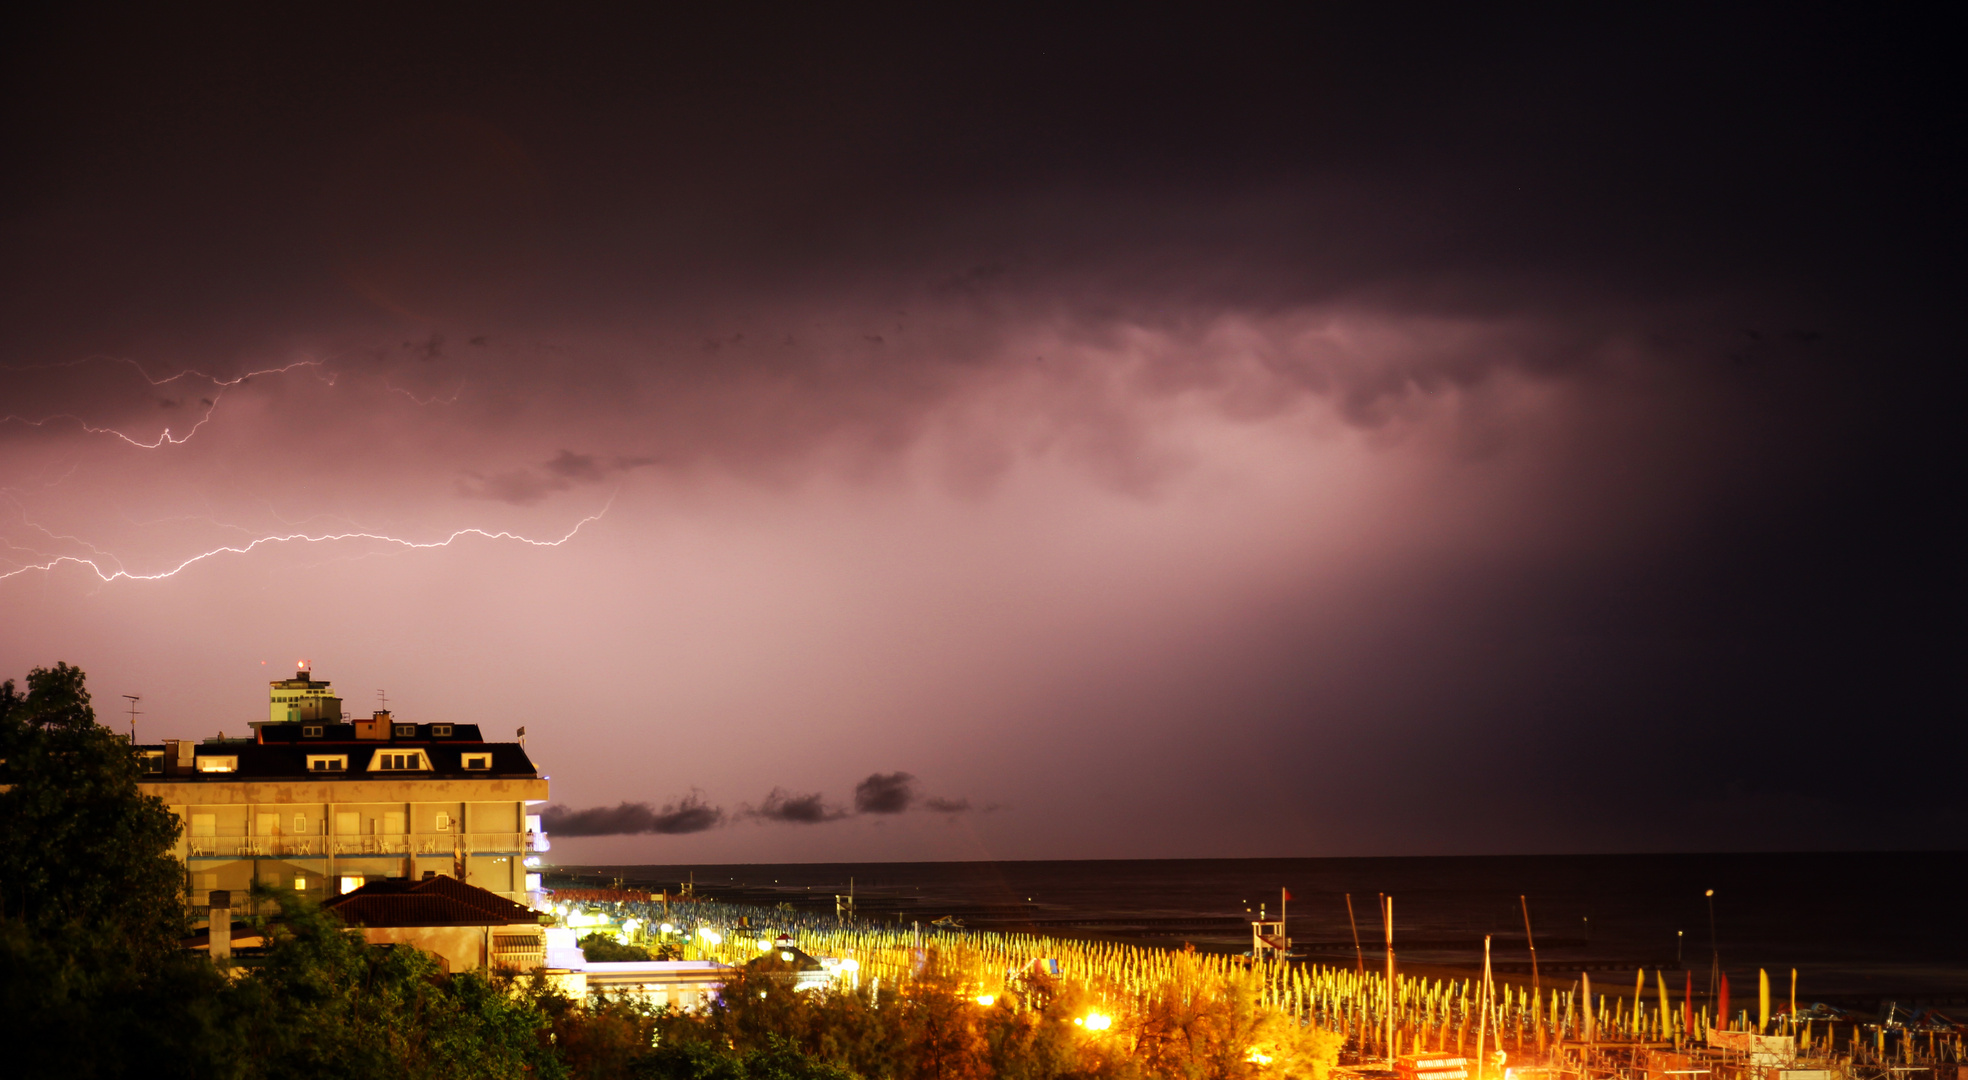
[1475,936,1492,1080]
[1521,896,1541,1056]
[1384,895,1397,1061]
[1347,893,1365,976]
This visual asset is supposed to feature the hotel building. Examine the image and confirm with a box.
[137,668,549,909]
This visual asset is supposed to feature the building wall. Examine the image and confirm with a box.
[141,776,548,906]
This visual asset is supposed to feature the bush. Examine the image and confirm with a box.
[583,931,655,963]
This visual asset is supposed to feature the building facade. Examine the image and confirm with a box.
[137,669,550,909]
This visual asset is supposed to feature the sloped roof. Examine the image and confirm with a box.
[325,874,542,928]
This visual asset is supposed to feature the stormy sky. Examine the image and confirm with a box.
[3,7,1961,861]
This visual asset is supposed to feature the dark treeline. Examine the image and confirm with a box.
[1,663,1331,1079]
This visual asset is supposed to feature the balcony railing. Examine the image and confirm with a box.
[184,831,533,858]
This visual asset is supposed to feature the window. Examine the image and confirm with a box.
[434,812,452,831]
[339,875,364,894]
[138,751,163,774]
[432,724,453,737]
[196,755,237,773]
[302,725,323,738]
[372,751,428,771]
[307,754,347,772]
[393,724,415,738]
[190,814,217,837]
[462,753,491,770]
[293,813,307,833]
[293,876,308,890]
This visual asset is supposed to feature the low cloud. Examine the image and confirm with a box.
[854,771,917,814]
[458,449,655,505]
[747,788,849,824]
[541,791,724,836]
[853,771,974,815]
[546,773,976,836]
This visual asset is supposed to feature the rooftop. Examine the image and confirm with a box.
[326,874,545,928]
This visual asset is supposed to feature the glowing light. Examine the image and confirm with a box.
[1247,1050,1273,1065]
[1079,1012,1112,1031]
[975,994,996,1007]
[0,498,612,584]
[697,927,722,946]
[780,950,794,961]
[659,923,675,934]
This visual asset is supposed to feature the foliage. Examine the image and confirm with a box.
[584,930,656,962]
[0,663,186,959]
[234,886,567,1080]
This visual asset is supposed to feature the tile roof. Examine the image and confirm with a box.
[325,874,543,928]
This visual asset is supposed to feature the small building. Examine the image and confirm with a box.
[325,873,548,973]
[745,934,834,993]
[541,927,731,1010]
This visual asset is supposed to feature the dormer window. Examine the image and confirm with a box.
[307,754,348,772]
[302,725,323,738]
[371,750,429,771]
[138,751,164,775]
[196,756,237,773]
[432,724,453,737]
[462,753,491,770]
[393,724,415,738]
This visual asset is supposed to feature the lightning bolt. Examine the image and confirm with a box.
[0,497,613,584]
[2,356,335,448]
[383,377,466,405]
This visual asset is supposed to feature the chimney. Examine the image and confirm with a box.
[209,890,232,962]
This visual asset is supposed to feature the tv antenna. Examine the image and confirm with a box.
[376,688,389,711]
[121,694,142,741]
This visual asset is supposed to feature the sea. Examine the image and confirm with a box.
[546,852,1968,1008]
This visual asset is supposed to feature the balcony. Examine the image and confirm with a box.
[184,831,532,859]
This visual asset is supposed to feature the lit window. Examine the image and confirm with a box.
[339,876,364,894]
[196,756,237,773]
[462,753,491,770]
[372,751,427,771]
[302,725,323,737]
[432,724,453,737]
[435,812,452,831]
[293,813,307,833]
[307,755,347,772]
[293,876,308,890]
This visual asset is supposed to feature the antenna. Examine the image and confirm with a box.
[376,688,388,711]
[122,694,142,741]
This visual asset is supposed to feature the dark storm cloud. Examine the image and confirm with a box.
[457,450,654,505]
[542,792,724,836]
[746,788,848,825]
[853,772,974,816]
[854,771,915,814]
[922,797,971,814]
[0,6,1961,853]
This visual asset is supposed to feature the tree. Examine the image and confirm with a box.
[0,662,186,958]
